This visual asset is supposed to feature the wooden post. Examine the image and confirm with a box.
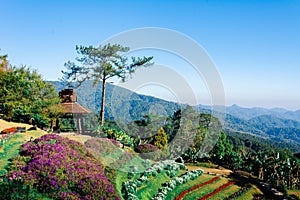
[77,117,82,134]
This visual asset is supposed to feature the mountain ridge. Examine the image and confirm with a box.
[51,81,300,149]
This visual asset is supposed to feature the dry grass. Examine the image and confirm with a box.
[186,165,232,176]
[61,133,92,144]
[287,190,300,198]
[0,119,47,135]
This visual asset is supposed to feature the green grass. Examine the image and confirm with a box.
[113,155,150,199]
[137,171,171,199]
[287,190,300,199]
[163,174,214,200]
[0,131,45,175]
[136,170,186,200]
[115,170,128,198]
[182,177,229,200]
[235,185,262,200]
[201,184,240,200]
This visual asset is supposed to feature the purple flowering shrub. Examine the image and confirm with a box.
[136,143,158,153]
[3,134,120,200]
[136,143,159,160]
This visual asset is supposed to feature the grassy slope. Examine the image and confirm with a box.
[0,119,47,175]
[0,120,266,200]
[235,185,262,200]
[136,170,187,200]
[165,174,216,200]
[0,131,46,175]
[181,176,229,200]
[287,190,300,198]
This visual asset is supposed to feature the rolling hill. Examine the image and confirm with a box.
[51,81,300,151]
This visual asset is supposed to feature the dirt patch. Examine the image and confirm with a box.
[61,134,92,144]
[186,165,232,176]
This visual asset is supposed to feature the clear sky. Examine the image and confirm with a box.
[1,0,300,110]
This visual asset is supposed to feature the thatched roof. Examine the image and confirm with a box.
[61,102,92,114]
[59,89,92,114]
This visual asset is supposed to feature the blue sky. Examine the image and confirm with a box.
[1,0,300,110]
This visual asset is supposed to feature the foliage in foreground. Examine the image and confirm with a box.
[0,66,62,128]
[0,134,120,200]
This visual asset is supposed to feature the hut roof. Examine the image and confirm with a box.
[61,102,92,114]
[59,89,92,114]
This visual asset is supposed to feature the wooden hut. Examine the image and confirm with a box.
[58,89,92,134]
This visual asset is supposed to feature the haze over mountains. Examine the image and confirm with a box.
[225,104,300,122]
[52,81,300,150]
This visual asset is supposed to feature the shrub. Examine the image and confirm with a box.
[2,134,120,199]
[136,143,158,159]
[153,127,168,149]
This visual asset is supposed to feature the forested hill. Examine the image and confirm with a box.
[51,81,181,121]
[225,104,300,122]
[51,81,300,151]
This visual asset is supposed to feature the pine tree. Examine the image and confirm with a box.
[62,44,153,125]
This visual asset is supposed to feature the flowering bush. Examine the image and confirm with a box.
[136,143,158,153]
[0,130,18,149]
[135,143,159,159]
[2,134,120,199]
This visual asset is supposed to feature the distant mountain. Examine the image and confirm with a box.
[51,81,300,150]
[281,109,300,122]
[222,112,300,144]
[225,104,276,120]
[248,115,300,130]
[225,104,300,122]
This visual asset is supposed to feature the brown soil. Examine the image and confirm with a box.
[186,165,232,176]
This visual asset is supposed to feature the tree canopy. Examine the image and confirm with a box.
[62,43,153,125]
[0,66,62,128]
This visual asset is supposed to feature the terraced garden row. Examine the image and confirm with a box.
[0,123,264,200]
[117,159,262,200]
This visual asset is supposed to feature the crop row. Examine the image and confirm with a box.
[122,160,186,200]
[198,181,235,200]
[223,184,252,200]
[175,176,220,200]
[152,169,203,200]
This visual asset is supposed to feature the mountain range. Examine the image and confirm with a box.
[52,81,300,151]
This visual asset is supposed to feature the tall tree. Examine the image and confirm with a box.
[0,66,61,127]
[62,44,153,125]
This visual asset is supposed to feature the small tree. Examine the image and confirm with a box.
[62,44,153,125]
[153,127,168,149]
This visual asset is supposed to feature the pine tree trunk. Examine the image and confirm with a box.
[100,79,106,126]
